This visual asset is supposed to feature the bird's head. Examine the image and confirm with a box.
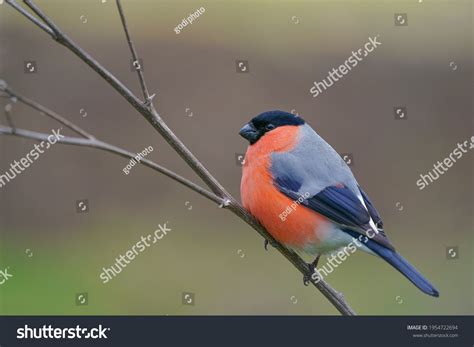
[239,110,305,145]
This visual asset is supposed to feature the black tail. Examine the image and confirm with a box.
[344,229,439,297]
[375,246,439,297]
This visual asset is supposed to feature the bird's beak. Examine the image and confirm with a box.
[239,122,260,144]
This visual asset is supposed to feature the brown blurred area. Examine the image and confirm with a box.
[0,0,472,315]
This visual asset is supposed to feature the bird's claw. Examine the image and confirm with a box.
[264,239,277,251]
[303,264,315,286]
[303,255,320,286]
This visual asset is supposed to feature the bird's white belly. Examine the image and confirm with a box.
[301,222,374,257]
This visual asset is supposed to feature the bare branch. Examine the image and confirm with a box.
[4,1,356,315]
[115,0,154,105]
[6,0,227,198]
[0,83,219,204]
[0,125,223,206]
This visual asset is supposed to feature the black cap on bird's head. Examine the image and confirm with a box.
[239,110,305,145]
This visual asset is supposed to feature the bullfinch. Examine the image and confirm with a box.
[239,110,439,297]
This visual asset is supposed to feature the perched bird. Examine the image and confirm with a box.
[239,110,439,297]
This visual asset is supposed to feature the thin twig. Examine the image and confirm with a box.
[4,0,54,36]
[4,104,16,134]
[0,81,93,139]
[4,1,356,315]
[115,0,154,105]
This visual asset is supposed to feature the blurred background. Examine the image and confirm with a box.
[0,0,472,315]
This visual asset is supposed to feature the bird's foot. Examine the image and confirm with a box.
[303,271,313,286]
[264,239,278,251]
[303,255,321,286]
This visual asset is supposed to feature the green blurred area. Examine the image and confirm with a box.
[0,0,472,315]
[1,204,472,315]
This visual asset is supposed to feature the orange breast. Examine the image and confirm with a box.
[240,126,326,249]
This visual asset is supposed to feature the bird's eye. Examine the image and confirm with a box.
[265,124,275,131]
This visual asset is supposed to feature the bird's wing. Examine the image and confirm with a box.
[358,185,386,234]
[276,181,394,251]
[271,125,394,250]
